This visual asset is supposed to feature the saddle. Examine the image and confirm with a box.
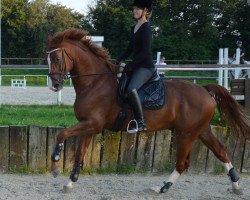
[118,70,166,110]
[113,71,166,131]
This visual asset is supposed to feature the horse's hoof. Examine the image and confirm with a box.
[63,181,74,193]
[70,173,79,182]
[233,188,243,195]
[149,186,161,193]
[51,168,60,178]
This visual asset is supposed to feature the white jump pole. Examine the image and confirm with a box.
[156,52,161,65]
[57,90,62,105]
[223,48,229,89]
[218,48,223,86]
[234,48,241,78]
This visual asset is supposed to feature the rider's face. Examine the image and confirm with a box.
[133,7,144,19]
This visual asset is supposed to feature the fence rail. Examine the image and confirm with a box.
[0,58,218,65]
[0,126,249,174]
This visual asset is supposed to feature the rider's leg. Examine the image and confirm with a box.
[127,89,146,132]
[126,67,155,132]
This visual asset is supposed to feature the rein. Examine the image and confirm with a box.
[67,72,116,79]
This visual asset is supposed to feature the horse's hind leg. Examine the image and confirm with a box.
[152,134,193,193]
[199,126,243,195]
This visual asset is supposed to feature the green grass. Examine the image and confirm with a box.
[165,71,218,85]
[1,69,72,86]
[1,69,218,86]
[0,105,77,126]
[2,69,47,75]
[212,165,225,175]
[0,105,223,127]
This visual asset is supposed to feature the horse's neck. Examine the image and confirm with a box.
[70,63,117,95]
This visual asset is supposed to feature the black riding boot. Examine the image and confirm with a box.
[127,89,146,133]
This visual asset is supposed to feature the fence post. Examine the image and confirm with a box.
[234,48,241,78]
[0,126,9,173]
[223,48,229,89]
[28,126,47,173]
[218,48,223,86]
[9,126,28,169]
[156,52,161,65]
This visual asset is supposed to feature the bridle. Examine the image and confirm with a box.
[47,48,72,83]
[47,48,116,84]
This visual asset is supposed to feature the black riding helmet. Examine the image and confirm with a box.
[133,0,152,12]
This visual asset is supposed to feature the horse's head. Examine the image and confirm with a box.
[47,47,73,92]
[47,28,119,92]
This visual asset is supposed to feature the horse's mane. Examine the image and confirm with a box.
[48,28,115,68]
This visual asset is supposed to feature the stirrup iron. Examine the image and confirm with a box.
[127,119,138,134]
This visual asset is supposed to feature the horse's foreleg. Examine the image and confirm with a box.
[51,120,101,178]
[70,135,92,182]
[199,126,243,195]
[63,135,93,193]
[51,142,64,178]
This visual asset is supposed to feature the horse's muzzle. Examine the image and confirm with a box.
[50,82,63,92]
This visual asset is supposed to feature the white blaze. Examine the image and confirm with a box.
[47,53,53,90]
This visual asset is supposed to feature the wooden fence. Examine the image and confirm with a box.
[0,125,249,174]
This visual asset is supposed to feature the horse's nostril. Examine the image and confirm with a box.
[54,83,60,88]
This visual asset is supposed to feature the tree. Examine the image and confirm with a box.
[2,0,29,57]
[26,0,84,57]
[85,0,134,58]
[2,0,85,58]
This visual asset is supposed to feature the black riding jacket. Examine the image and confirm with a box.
[117,22,155,70]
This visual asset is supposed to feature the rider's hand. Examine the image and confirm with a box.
[124,62,134,73]
[117,63,126,77]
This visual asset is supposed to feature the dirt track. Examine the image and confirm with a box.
[0,173,249,200]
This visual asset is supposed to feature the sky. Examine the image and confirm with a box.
[50,0,94,14]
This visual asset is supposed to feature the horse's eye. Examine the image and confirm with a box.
[55,57,61,63]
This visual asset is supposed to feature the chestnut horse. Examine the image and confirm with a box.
[47,28,250,194]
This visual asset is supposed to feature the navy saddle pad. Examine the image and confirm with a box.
[138,78,165,110]
[118,73,166,110]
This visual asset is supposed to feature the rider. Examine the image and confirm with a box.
[236,40,246,64]
[235,40,247,77]
[115,0,155,133]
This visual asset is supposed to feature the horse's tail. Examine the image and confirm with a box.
[203,84,250,139]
